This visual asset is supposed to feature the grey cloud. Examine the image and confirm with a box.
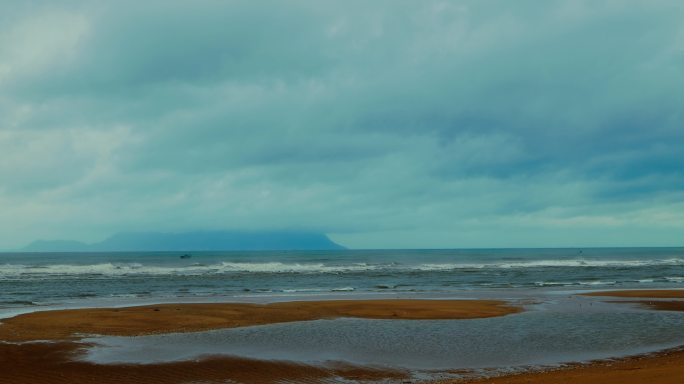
[1,0,683,248]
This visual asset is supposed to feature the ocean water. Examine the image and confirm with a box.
[3,248,684,378]
[1,248,684,313]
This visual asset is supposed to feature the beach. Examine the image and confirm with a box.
[0,341,411,384]
[582,290,684,298]
[0,299,516,383]
[444,347,684,384]
[2,249,684,383]
[1,290,684,383]
[0,299,519,341]
[4,0,682,380]
[441,289,684,384]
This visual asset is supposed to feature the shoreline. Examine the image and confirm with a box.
[0,341,412,384]
[0,298,517,383]
[0,299,520,342]
[581,289,684,298]
[2,291,684,383]
[447,289,684,384]
[581,289,684,313]
[444,346,684,384]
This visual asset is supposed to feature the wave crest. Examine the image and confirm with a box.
[1,258,682,279]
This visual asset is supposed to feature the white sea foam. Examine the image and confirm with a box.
[534,281,575,287]
[0,261,378,278]
[1,257,683,279]
[216,261,375,273]
[419,258,684,270]
[281,288,322,293]
[578,280,617,286]
[331,287,355,291]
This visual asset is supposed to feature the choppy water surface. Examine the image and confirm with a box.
[1,248,684,312]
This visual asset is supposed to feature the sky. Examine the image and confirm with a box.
[1,0,683,249]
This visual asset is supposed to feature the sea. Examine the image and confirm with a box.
[3,247,684,379]
[1,247,684,313]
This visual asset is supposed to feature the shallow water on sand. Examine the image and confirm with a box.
[81,296,684,372]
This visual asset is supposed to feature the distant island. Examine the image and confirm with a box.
[22,231,346,252]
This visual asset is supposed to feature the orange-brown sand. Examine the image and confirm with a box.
[442,348,684,384]
[6,341,684,384]
[582,289,684,298]
[0,341,410,384]
[0,299,518,384]
[0,299,519,341]
[4,297,684,384]
[581,289,684,313]
[634,300,684,312]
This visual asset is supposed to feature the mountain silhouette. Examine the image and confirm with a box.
[22,231,346,252]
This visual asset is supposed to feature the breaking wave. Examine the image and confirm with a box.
[1,258,683,279]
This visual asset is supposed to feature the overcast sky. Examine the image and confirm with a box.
[1,0,683,249]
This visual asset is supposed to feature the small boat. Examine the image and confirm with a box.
[180,254,192,259]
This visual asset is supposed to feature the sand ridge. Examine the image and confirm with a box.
[0,299,521,342]
[581,289,684,298]
[580,289,684,313]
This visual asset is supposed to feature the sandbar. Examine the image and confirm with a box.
[0,299,520,342]
[0,299,519,383]
[580,290,684,313]
[581,289,684,298]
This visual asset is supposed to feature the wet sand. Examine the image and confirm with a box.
[444,290,684,384]
[3,294,684,383]
[635,300,684,312]
[0,299,519,342]
[582,289,684,314]
[0,341,410,384]
[0,299,518,383]
[443,347,684,384]
[582,289,684,298]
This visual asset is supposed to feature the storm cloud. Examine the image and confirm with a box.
[1,0,683,248]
